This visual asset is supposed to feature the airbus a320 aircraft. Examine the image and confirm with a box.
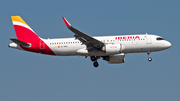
[9,16,171,67]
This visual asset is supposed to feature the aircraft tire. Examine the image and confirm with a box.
[93,62,99,67]
[148,57,152,61]
[91,56,96,61]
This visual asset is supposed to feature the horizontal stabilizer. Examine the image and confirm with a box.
[10,38,30,46]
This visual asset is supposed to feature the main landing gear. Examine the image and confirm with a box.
[90,56,96,61]
[93,61,99,67]
[90,55,99,67]
[147,52,152,61]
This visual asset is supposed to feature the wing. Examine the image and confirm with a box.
[62,17,104,50]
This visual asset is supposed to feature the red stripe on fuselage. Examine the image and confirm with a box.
[13,25,55,55]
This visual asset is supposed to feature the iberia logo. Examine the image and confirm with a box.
[115,36,140,40]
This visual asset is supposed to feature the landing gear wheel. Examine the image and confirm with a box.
[91,56,96,61]
[148,57,152,61]
[147,52,152,62]
[93,62,99,67]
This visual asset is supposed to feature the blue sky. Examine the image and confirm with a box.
[1,0,180,101]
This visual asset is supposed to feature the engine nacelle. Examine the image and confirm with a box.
[103,53,125,64]
[102,44,124,55]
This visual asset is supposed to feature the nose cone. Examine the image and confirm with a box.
[166,41,171,49]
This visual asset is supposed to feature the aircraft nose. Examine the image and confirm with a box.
[165,41,171,48]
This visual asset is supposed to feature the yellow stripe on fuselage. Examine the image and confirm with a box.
[11,16,29,26]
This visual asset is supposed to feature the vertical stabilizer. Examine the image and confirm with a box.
[11,16,39,42]
[10,16,55,55]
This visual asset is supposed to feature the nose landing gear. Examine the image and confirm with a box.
[148,57,152,61]
[147,52,152,61]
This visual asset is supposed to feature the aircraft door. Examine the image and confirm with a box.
[120,43,125,53]
[146,35,152,44]
[40,40,45,49]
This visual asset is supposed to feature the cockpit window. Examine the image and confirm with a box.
[156,37,164,40]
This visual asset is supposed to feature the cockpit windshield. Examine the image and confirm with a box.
[156,37,164,40]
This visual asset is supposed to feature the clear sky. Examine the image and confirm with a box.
[1,0,180,101]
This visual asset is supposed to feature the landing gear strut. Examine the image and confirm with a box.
[147,52,152,61]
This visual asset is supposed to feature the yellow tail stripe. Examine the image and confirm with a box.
[11,16,29,26]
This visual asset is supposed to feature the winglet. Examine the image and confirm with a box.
[62,17,71,27]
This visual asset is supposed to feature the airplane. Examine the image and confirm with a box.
[9,16,171,67]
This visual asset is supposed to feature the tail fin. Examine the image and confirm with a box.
[11,16,40,42]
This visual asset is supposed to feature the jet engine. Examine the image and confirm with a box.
[101,44,124,55]
[102,53,125,64]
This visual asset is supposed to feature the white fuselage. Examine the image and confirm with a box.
[38,34,171,56]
